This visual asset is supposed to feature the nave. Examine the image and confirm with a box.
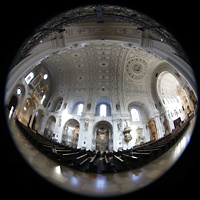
[9,116,195,197]
[3,4,199,198]
[15,115,192,174]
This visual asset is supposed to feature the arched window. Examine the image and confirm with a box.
[94,97,112,116]
[95,103,111,116]
[40,95,46,104]
[131,108,140,122]
[43,73,48,80]
[76,103,84,116]
[68,97,84,114]
[25,72,34,84]
[55,100,62,111]
[16,88,22,97]
[100,104,107,116]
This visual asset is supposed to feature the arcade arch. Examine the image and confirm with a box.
[44,116,56,138]
[93,121,113,151]
[18,98,35,127]
[62,119,80,148]
[157,72,185,119]
[149,63,184,112]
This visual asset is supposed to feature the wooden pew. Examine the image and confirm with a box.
[57,149,72,153]
[73,153,91,171]
[16,118,192,173]
[62,152,80,156]
[112,155,127,172]
[136,148,162,157]
[89,154,98,172]
[121,153,140,169]
[60,152,80,163]
[131,151,154,163]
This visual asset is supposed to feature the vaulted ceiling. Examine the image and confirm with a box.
[5,4,197,123]
[40,41,164,106]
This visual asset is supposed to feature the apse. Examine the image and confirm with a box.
[4,4,198,198]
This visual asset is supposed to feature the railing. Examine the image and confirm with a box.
[12,4,189,67]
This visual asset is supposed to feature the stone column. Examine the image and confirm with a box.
[112,119,119,151]
[86,118,95,150]
[54,114,61,142]
[77,118,85,149]
[154,115,163,139]
[29,110,36,129]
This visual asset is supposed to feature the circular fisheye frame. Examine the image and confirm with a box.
[4,4,198,197]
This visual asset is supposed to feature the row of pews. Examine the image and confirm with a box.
[16,116,192,173]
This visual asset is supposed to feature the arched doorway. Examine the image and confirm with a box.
[19,98,35,126]
[7,95,18,119]
[44,116,56,139]
[93,121,113,151]
[62,119,80,148]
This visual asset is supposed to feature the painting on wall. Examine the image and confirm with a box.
[71,125,79,148]
[148,118,158,141]
[177,86,193,117]
[189,88,198,113]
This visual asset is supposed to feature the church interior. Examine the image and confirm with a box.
[4,4,198,197]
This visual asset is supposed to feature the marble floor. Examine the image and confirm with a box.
[8,117,196,198]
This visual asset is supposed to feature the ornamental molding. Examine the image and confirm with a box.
[125,57,148,80]
[12,4,189,67]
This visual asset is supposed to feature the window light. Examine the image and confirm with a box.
[77,103,83,115]
[43,74,48,80]
[25,72,34,84]
[100,104,107,117]
[131,108,140,121]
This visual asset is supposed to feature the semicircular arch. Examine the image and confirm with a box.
[68,97,84,114]
[148,62,182,112]
[127,97,152,118]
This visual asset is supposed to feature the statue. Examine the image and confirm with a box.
[148,118,158,141]
[124,132,132,143]
[116,103,120,111]
[135,127,145,145]
[84,118,89,131]
[123,120,132,143]
[87,103,91,110]
[117,119,122,131]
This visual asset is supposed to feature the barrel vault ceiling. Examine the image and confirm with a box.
[40,41,165,104]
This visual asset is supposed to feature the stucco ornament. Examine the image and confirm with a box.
[123,121,132,143]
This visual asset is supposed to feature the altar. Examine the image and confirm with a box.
[96,128,109,151]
